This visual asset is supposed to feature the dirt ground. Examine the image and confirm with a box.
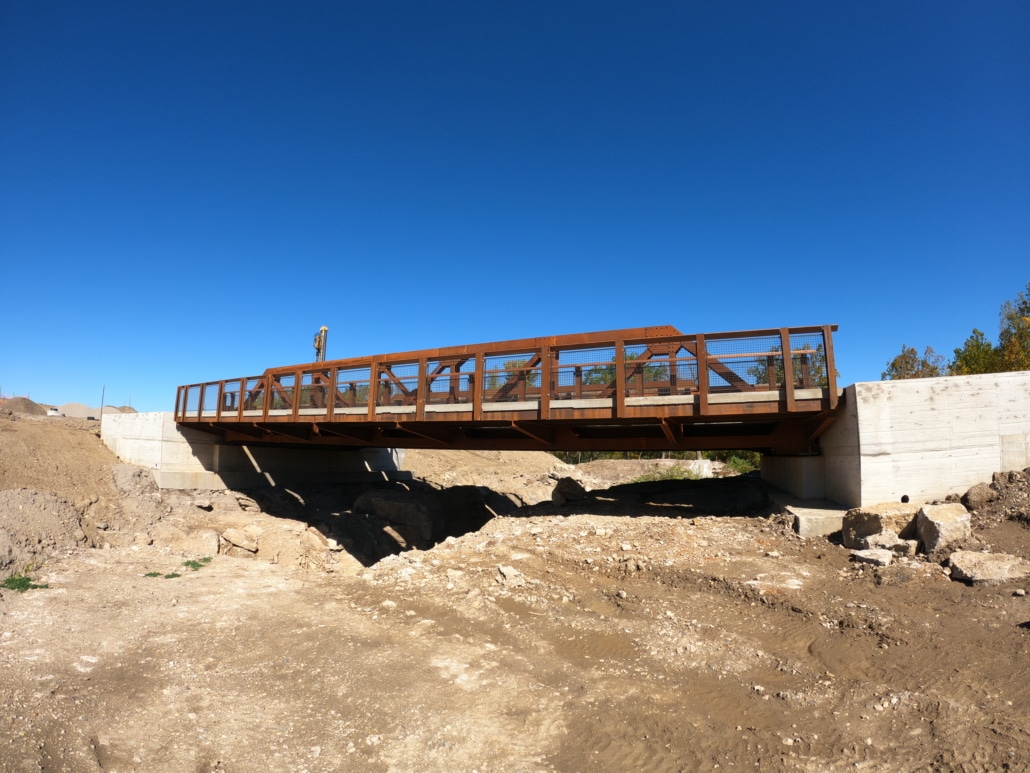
[2,411,1030,772]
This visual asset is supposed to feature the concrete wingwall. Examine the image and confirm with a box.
[789,371,1030,508]
[764,371,1030,507]
[842,371,1029,506]
[101,412,404,490]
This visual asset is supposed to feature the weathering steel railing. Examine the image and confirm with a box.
[175,325,837,425]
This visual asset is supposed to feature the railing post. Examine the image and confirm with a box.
[416,358,427,421]
[367,361,378,420]
[696,334,708,416]
[823,324,839,410]
[290,371,300,421]
[215,381,224,421]
[614,339,626,418]
[326,368,336,420]
[473,353,484,421]
[780,328,795,413]
[539,345,551,420]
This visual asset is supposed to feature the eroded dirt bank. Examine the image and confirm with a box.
[2,414,1030,772]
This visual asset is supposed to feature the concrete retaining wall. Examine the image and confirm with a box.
[766,371,1030,507]
[101,412,404,490]
[843,371,1030,506]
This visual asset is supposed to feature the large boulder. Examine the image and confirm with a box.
[916,503,971,553]
[961,482,997,512]
[353,489,443,548]
[552,477,588,507]
[949,551,1030,585]
[842,503,919,549]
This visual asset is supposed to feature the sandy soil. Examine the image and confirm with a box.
[2,412,1030,772]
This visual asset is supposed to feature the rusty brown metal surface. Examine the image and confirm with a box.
[175,324,839,453]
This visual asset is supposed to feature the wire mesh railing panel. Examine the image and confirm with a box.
[672,348,699,393]
[704,334,783,391]
[377,362,419,407]
[299,372,330,410]
[483,352,540,403]
[426,359,475,405]
[552,346,616,401]
[185,385,202,417]
[335,367,371,408]
[243,378,265,411]
[201,384,221,413]
[623,345,675,398]
[789,332,830,388]
[270,374,295,411]
[221,379,242,413]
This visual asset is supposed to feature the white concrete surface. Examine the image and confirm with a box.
[761,455,825,499]
[102,412,404,490]
[764,371,1030,507]
[819,384,862,506]
[846,372,1030,506]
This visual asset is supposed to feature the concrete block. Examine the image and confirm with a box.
[851,549,893,567]
[841,503,919,548]
[792,513,843,539]
[916,503,971,553]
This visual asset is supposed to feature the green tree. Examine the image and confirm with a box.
[748,343,831,388]
[881,345,946,380]
[997,281,1030,371]
[949,329,997,375]
[582,352,669,386]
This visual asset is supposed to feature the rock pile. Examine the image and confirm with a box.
[841,468,1030,584]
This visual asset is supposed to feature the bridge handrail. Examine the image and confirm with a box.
[174,324,837,423]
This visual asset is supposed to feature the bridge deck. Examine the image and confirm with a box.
[175,324,839,453]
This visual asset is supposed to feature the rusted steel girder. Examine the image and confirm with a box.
[175,324,839,454]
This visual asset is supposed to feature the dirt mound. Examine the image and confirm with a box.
[3,420,1030,770]
[1,397,45,415]
[402,449,574,505]
[116,405,137,414]
[0,489,87,574]
[56,402,96,419]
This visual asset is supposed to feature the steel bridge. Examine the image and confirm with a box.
[175,324,839,454]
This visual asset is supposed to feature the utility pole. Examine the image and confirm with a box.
[313,326,329,363]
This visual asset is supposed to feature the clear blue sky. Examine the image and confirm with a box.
[1,2,1027,411]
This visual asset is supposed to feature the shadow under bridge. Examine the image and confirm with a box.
[175,324,840,454]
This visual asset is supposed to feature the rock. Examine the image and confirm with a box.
[948,551,1030,585]
[552,477,588,507]
[856,529,900,551]
[151,524,220,556]
[353,489,442,548]
[332,550,366,576]
[916,504,971,553]
[222,527,258,553]
[436,486,496,540]
[891,540,919,558]
[851,549,894,567]
[961,483,996,512]
[793,513,843,539]
[497,564,525,587]
[842,503,919,549]
[301,527,329,550]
